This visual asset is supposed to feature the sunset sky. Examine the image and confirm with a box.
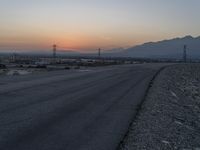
[0,0,200,52]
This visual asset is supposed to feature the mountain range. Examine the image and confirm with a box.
[106,35,200,59]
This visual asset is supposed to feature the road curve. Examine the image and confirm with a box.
[0,64,165,150]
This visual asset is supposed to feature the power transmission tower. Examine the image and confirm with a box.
[53,44,57,59]
[183,45,187,63]
[98,48,101,58]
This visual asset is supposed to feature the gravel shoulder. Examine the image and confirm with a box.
[119,64,200,150]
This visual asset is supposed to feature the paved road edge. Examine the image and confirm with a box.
[117,65,168,149]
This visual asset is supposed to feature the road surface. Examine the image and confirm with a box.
[0,64,165,150]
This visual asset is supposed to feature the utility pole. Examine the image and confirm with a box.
[183,45,187,63]
[12,53,17,63]
[53,44,57,59]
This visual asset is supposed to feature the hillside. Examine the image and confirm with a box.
[109,36,200,59]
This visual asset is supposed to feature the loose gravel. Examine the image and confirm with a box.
[119,64,200,150]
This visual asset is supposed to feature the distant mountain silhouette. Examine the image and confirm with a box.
[109,36,200,59]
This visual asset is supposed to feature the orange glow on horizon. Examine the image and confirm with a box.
[0,0,200,52]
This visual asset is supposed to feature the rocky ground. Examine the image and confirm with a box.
[119,64,200,150]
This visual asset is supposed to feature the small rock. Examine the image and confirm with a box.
[175,121,183,126]
[162,140,170,145]
[170,90,178,99]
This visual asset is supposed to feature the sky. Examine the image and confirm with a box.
[0,0,200,52]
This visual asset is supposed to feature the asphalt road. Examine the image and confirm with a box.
[0,64,165,150]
